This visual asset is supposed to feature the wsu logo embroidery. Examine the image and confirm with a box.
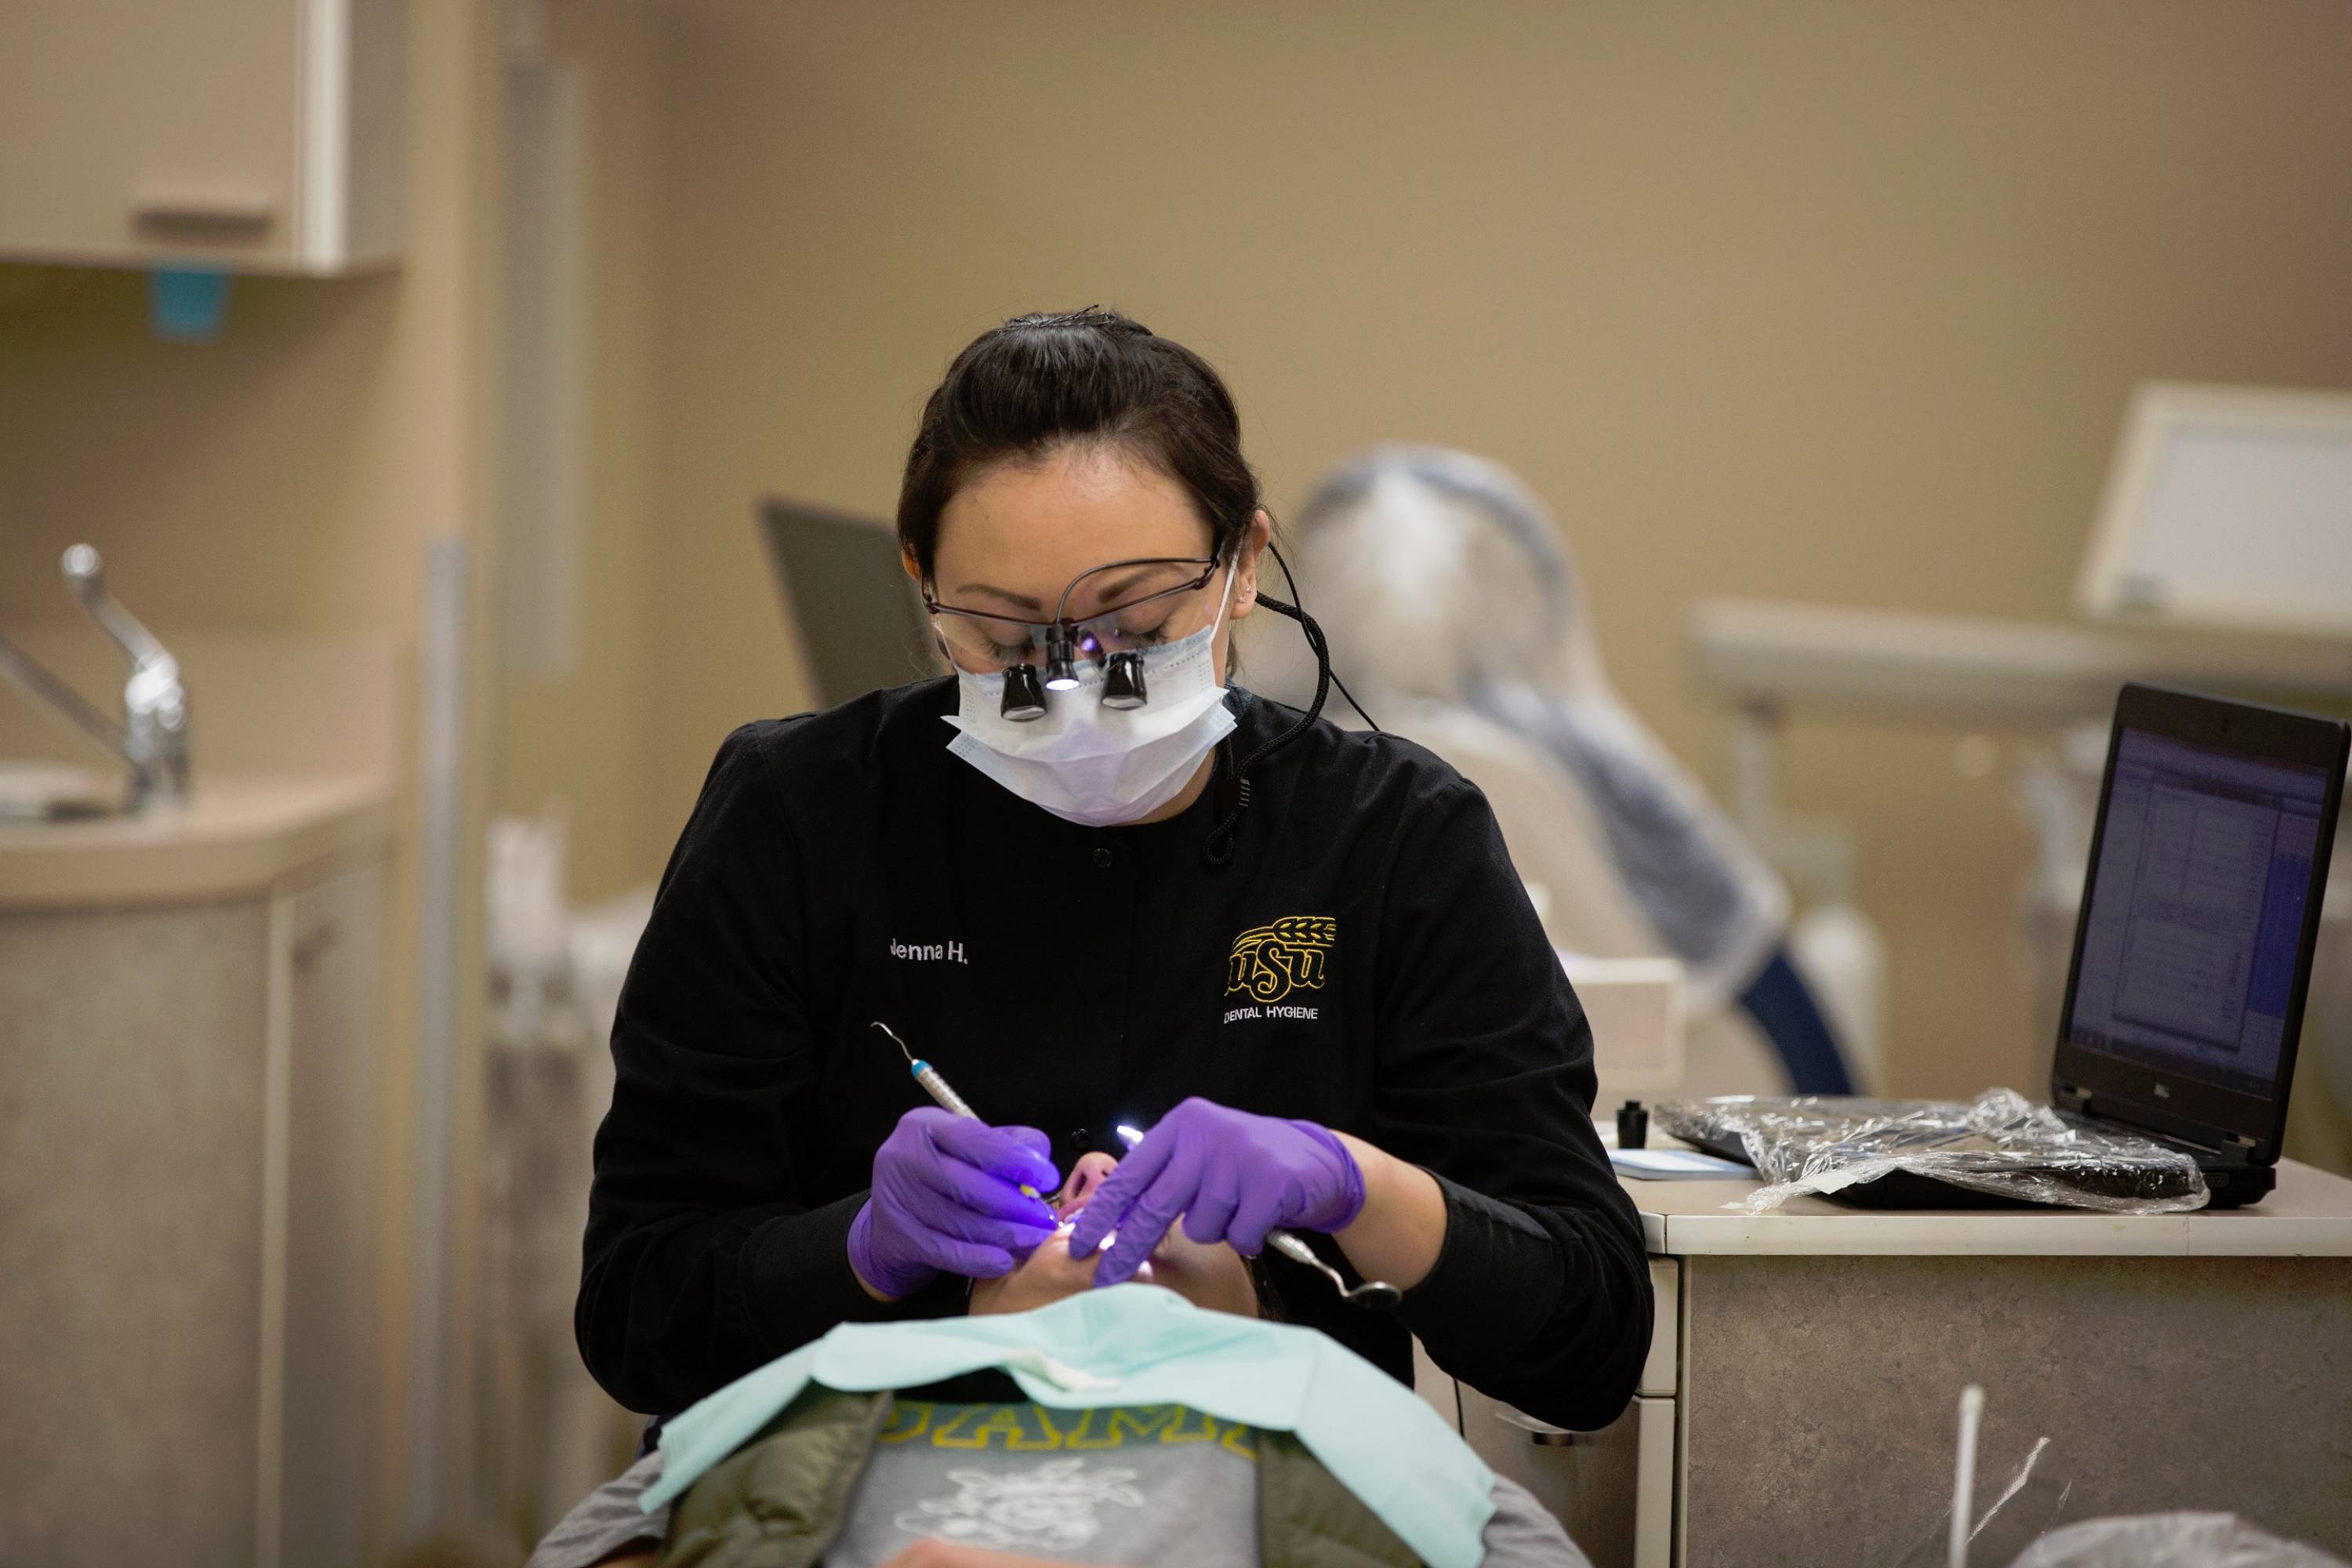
[1225,916,1337,1005]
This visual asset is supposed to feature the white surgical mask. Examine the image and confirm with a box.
[943,568,1238,827]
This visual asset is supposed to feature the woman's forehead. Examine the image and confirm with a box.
[935,444,1212,606]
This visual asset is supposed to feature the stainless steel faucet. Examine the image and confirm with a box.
[0,545,190,810]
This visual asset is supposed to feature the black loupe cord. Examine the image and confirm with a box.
[1202,539,1378,868]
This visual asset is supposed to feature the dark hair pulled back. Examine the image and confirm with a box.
[896,307,1261,578]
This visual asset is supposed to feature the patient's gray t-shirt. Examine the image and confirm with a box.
[523,1406,1592,1568]
[826,1401,1260,1568]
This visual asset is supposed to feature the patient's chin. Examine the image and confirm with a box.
[968,1230,1109,1317]
[968,1225,1259,1320]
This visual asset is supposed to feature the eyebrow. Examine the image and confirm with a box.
[1085,568,1159,605]
[952,568,1163,616]
[953,583,1044,613]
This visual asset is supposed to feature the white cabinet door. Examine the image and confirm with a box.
[272,860,387,1567]
[0,896,273,1561]
[0,0,405,271]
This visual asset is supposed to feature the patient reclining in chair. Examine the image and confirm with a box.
[529,1152,1590,1568]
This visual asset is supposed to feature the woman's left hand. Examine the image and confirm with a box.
[1065,1097,1365,1287]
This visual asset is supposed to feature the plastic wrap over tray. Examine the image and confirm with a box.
[1652,1089,2209,1214]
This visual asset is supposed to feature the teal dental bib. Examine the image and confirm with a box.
[638,1283,1496,1568]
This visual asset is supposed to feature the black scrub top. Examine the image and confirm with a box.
[577,681,1650,1430]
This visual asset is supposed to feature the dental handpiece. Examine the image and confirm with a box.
[1112,1123,1401,1312]
[873,1022,1044,1203]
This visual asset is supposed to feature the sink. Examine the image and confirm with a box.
[0,761,122,822]
[0,773,389,906]
[0,627,397,902]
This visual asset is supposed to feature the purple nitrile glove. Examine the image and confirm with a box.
[1065,1096,1365,1289]
[847,1107,1061,1300]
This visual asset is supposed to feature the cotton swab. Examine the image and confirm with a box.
[1949,1383,1985,1568]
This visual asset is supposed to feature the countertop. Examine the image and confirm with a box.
[1618,1147,2352,1258]
[0,774,390,906]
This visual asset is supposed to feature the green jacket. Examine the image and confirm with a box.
[661,1386,1425,1568]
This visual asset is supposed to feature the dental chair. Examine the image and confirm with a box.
[1256,445,1864,1099]
[1370,695,1780,1102]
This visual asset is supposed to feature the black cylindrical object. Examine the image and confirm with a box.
[1043,624,1082,691]
[1000,662,1049,720]
[1101,651,1149,709]
[1617,1099,1649,1151]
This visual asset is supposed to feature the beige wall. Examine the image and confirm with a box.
[0,0,506,1548]
[543,0,2352,1109]
[492,0,664,904]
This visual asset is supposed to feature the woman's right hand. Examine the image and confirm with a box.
[847,1107,1062,1300]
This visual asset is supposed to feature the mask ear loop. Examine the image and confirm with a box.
[1200,557,1240,654]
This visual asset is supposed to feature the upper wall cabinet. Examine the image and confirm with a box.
[0,0,407,274]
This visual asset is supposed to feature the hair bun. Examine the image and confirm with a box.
[896,308,1258,583]
[1010,305,1151,336]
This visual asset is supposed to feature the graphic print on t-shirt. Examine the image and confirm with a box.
[857,1402,1261,1564]
[894,1456,1145,1552]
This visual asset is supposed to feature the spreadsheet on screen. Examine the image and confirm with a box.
[2066,728,2328,1095]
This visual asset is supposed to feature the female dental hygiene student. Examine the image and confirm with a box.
[577,308,1650,1432]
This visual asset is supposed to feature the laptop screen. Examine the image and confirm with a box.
[2064,727,2332,1098]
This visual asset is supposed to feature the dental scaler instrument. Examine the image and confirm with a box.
[1114,1123,1400,1311]
[873,1022,1044,1203]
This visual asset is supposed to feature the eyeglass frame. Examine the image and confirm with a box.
[920,554,1225,672]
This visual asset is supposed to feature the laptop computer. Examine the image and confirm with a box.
[757,498,937,707]
[1690,683,2347,1210]
[2045,683,2345,1207]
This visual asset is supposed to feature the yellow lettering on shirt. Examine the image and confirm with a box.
[884,1402,1259,1461]
[1062,1404,1221,1448]
[877,1403,931,1444]
[927,1403,1063,1450]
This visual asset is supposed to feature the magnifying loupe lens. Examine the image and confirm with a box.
[1001,662,1048,720]
[1101,651,1148,709]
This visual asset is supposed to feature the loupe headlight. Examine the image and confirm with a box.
[1044,623,1082,691]
[1000,662,1048,721]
